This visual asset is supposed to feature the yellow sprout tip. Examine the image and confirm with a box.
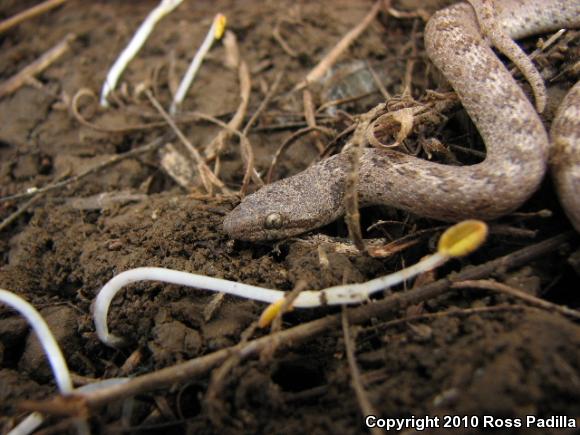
[437,220,488,258]
[258,299,285,328]
[214,14,227,40]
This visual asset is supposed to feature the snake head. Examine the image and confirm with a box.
[223,163,345,241]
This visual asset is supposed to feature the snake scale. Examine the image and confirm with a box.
[224,0,580,241]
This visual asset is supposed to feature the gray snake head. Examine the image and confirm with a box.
[223,159,346,241]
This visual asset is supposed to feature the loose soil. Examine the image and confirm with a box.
[0,0,579,433]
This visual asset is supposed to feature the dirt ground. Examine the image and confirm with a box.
[0,0,579,433]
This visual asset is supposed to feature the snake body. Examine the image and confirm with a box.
[224,0,580,241]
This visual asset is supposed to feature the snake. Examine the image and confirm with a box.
[224,0,580,241]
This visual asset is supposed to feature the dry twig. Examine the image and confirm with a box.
[303,90,326,152]
[344,146,366,253]
[0,137,166,204]
[0,0,68,34]
[145,90,229,194]
[294,0,387,90]
[272,20,300,58]
[0,194,44,233]
[342,308,382,435]
[243,69,284,136]
[71,88,170,132]
[0,33,75,98]
[452,280,580,321]
[204,61,251,160]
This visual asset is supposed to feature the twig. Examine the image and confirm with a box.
[0,193,44,233]
[489,225,538,239]
[303,90,326,152]
[366,60,390,100]
[51,231,572,412]
[0,0,68,34]
[145,90,229,194]
[71,88,169,132]
[386,6,430,22]
[72,88,248,134]
[0,33,75,98]
[204,59,251,160]
[368,304,530,334]
[294,0,386,90]
[316,91,380,114]
[202,60,260,194]
[341,308,382,435]
[510,29,567,74]
[401,20,419,98]
[272,20,299,58]
[0,137,166,204]
[266,126,335,184]
[242,68,284,136]
[344,146,366,253]
[452,280,580,321]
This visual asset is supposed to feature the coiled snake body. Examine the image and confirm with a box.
[224,0,580,241]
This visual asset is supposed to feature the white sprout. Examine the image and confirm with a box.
[169,13,227,115]
[0,289,74,435]
[8,413,44,435]
[94,220,488,346]
[0,289,73,393]
[100,0,184,106]
[94,254,447,347]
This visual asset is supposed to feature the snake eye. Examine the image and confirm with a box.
[264,212,283,230]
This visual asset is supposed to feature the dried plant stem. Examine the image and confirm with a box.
[272,20,299,58]
[0,0,68,34]
[204,61,251,160]
[242,69,284,136]
[294,0,386,90]
[0,193,44,233]
[452,280,580,320]
[0,33,75,98]
[0,137,165,204]
[303,90,326,152]
[145,90,229,194]
[344,146,366,253]
[342,308,382,435]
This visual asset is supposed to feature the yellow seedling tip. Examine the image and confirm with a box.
[258,298,285,328]
[437,220,488,258]
[214,14,227,39]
